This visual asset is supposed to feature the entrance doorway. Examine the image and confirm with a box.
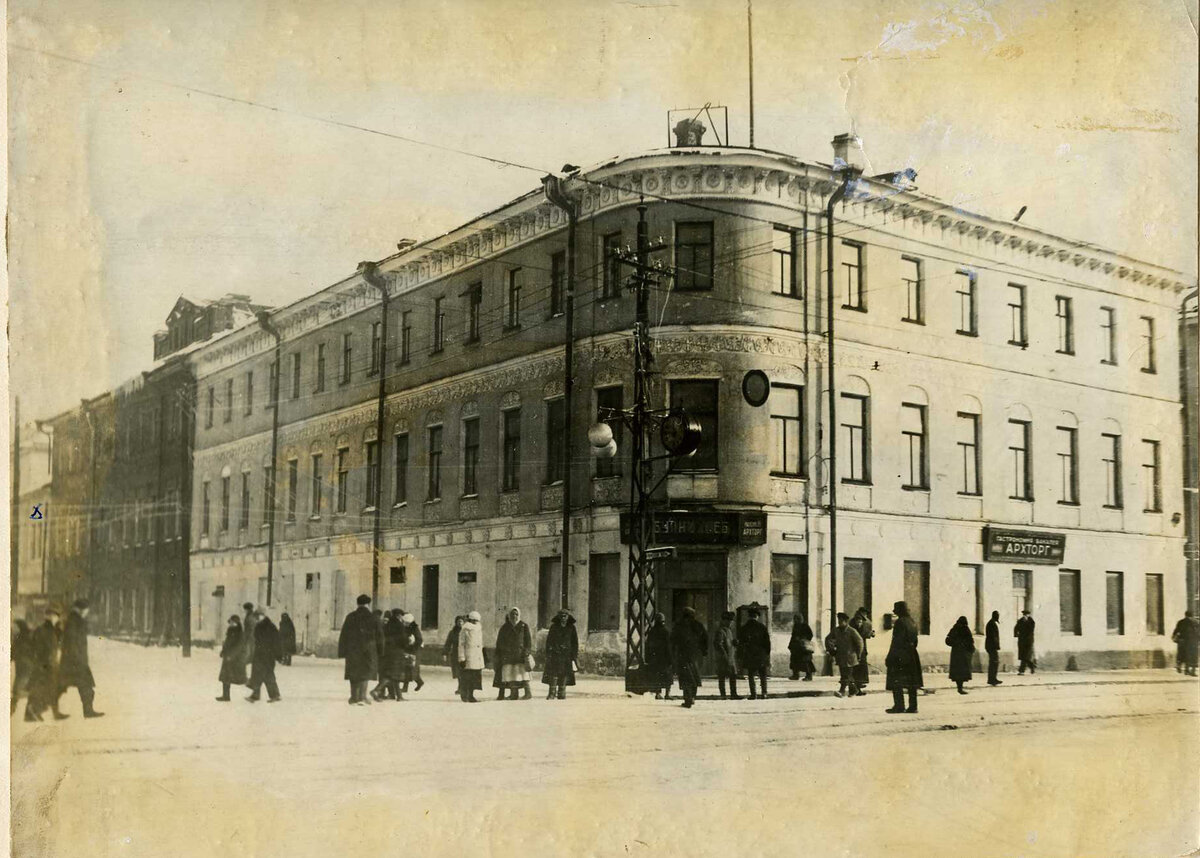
[657,551,727,676]
[302,572,321,654]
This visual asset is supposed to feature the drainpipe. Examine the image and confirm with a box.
[360,261,390,606]
[542,174,579,610]
[36,421,52,595]
[1181,288,1199,615]
[256,311,282,607]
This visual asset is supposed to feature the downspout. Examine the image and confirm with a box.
[360,261,390,606]
[36,421,52,595]
[83,400,99,608]
[179,379,195,658]
[1181,288,1199,615]
[256,310,282,607]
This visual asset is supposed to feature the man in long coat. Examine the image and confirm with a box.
[885,601,923,714]
[246,608,282,702]
[834,612,864,698]
[713,611,740,700]
[850,607,874,690]
[58,599,103,718]
[1014,610,1036,675]
[645,613,674,700]
[670,606,708,709]
[400,612,424,694]
[338,594,384,705]
[26,608,69,722]
[985,610,1003,686]
[241,602,257,668]
[1171,611,1200,676]
[738,607,771,700]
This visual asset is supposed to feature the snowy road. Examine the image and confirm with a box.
[11,639,1200,858]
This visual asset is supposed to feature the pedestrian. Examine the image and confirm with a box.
[713,611,741,700]
[241,602,257,669]
[278,612,297,666]
[57,599,103,719]
[885,601,923,714]
[443,615,465,695]
[834,612,864,698]
[246,608,282,703]
[945,615,975,695]
[985,610,1003,686]
[338,594,384,705]
[457,611,485,702]
[400,613,424,694]
[1014,610,1037,675]
[787,614,816,681]
[850,607,874,691]
[737,607,771,700]
[25,609,68,722]
[493,607,534,701]
[11,619,35,715]
[216,615,247,702]
[670,606,708,709]
[375,609,406,701]
[542,609,578,700]
[1171,610,1199,676]
[645,612,674,700]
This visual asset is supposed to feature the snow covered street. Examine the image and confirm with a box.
[11,638,1200,858]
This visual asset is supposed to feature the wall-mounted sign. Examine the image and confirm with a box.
[982,527,1066,565]
[457,571,478,584]
[620,511,767,547]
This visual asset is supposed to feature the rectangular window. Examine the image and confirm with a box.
[956,412,981,496]
[1100,307,1117,365]
[963,564,984,634]
[841,241,864,310]
[291,353,302,399]
[1139,316,1156,373]
[588,553,622,631]
[400,311,412,364]
[201,480,210,535]
[341,333,353,384]
[205,387,214,429]
[243,371,254,416]
[506,269,522,329]
[1059,569,1081,635]
[336,447,349,513]
[502,408,521,492]
[772,227,796,297]
[365,441,380,508]
[390,566,406,585]
[431,298,445,353]
[537,556,563,629]
[670,379,719,471]
[901,256,923,323]
[1106,571,1124,635]
[1007,283,1028,346]
[1145,573,1164,634]
[903,561,931,635]
[427,426,443,500]
[770,554,808,631]
[674,222,714,290]
[1056,426,1079,505]
[601,232,623,300]
[1008,419,1033,500]
[901,403,928,490]
[595,386,623,478]
[770,384,804,477]
[393,434,409,506]
[549,251,565,317]
[263,465,273,528]
[224,379,234,423]
[1141,439,1161,512]
[310,454,323,517]
[1102,433,1123,508]
[466,283,482,343]
[1012,570,1032,617]
[462,418,480,496]
[1055,296,1074,354]
[220,476,230,532]
[240,473,251,530]
[286,458,298,522]
[421,565,440,630]
[315,343,326,392]
[955,270,978,336]
[840,393,870,484]
[545,398,566,484]
[369,321,382,375]
[843,558,873,618]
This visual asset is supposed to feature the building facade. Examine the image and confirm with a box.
[187,142,1193,671]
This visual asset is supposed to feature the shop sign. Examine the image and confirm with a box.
[982,527,1066,565]
[620,511,767,547]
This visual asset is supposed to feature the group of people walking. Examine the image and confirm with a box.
[217,602,295,702]
[11,600,103,721]
[335,595,425,704]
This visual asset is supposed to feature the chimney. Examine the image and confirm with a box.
[673,118,707,147]
[831,133,866,172]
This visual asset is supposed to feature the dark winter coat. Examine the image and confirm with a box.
[645,622,673,685]
[58,610,94,690]
[219,625,248,685]
[713,623,738,676]
[885,613,924,690]
[946,621,976,682]
[670,616,708,687]
[737,618,771,673]
[1014,616,1036,661]
[250,617,282,684]
[443,625,463,678]
[242,610,257,665]
[1172,617,1200,665]
[494,620,533,667]
[338,606,384,682]
[28,620,62,702]
[788,620,816,673]
[985,618,1001,653]
[279,615,298,656]
[835,624,864,670]
[542,616,579,685]
[381,617,411,680]
[11,625,34,687]
[850,613,874,658]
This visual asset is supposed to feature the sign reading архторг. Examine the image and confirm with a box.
[982,526,1067,565]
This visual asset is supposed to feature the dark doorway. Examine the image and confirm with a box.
[657,551,726,676]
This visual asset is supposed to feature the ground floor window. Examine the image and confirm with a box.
[961,564,983,633]
[770,554,808,631]
[1012,570,1032,618]
[903,561,930,635]
[1106,571,1124,635]
[588,553,621,631]
[1059,569,1081,635]
[843,558,872,619]
[422,565,440,630]
[538,556,563,630]
[1145,573,1164,635]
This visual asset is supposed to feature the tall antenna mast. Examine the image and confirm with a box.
[747,0,755,148]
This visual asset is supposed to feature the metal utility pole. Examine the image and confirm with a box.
[256,311,282,607]
[179,382,195,657]
[11,397,21,604]
[542,174,579,610]
[747,0,755,148]
[360,261,390,606]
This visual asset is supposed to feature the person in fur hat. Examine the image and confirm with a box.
[542,609,579,699]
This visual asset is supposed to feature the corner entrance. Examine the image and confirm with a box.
[657,551,727,676]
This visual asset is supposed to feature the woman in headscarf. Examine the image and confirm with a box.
[375,609,407,701]
[945,615,976,695]
[885,601,923,714]
[457,611,485,703]
[493,607,533,700]
[644,612,673,700]
[787,613,816,681]
[216,615,246,702]
[400,612,424,694]
[542,609,579,700]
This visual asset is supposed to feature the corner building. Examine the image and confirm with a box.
[188,142,1193,671]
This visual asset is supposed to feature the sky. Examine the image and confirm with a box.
[6,0,1198,423]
